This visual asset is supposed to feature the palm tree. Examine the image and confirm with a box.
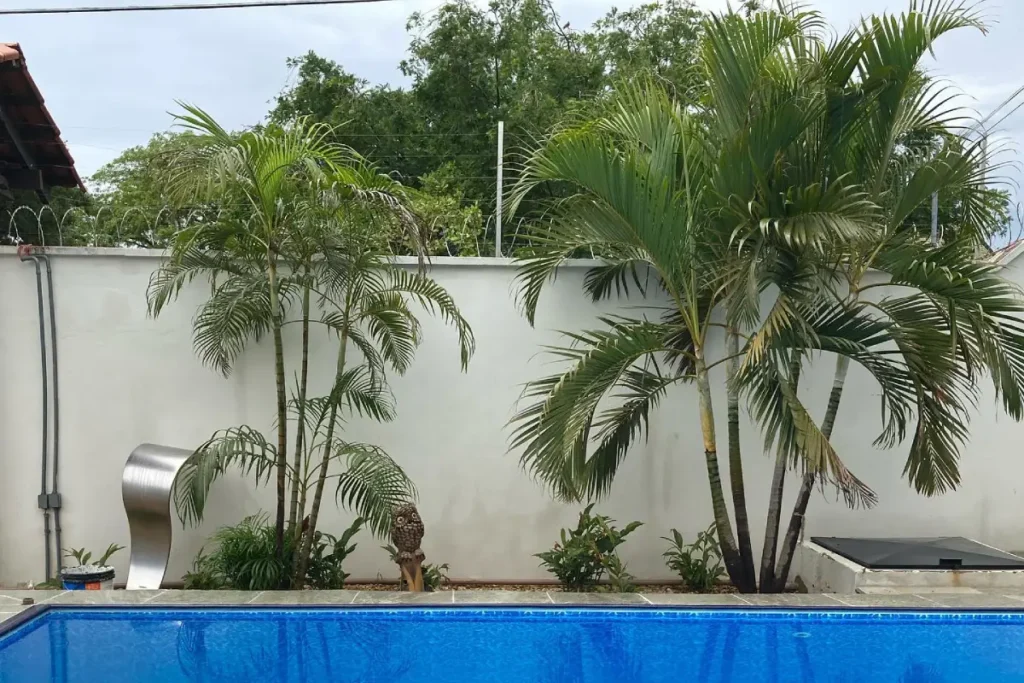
[149,105,356,557]
[507,2,1024,593]
[292,206,474,581]
[147,106,475,585]
[761,0,1024,591]
[507,17,879,588]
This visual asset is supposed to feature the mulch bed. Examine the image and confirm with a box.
[345,582,737,594]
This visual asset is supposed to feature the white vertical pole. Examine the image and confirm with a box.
[930,191,939,246]
[981,133,988,185]
[495,120,504,257]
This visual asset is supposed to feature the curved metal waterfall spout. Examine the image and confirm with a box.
[122,444,193,590]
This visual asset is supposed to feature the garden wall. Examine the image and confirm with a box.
[0,246,1022,587]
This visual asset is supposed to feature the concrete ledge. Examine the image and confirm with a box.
[5,589,1024,609]
[796,540,1024,593]
[0,246,604,269]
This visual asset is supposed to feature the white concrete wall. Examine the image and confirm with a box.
[0,247,1022,587]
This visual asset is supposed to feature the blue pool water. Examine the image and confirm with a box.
[1,607,1023,682]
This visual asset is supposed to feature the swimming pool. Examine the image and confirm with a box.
[1,606,1022,682]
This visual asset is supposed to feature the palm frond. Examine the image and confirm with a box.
[583,361,676,500]
[174,426,279,526]
[385,268,475,370]
[332,442,417,538]
[357,291,420,375]
[743,354,877,508]
[509,318,672,502]
[192,274,274,376]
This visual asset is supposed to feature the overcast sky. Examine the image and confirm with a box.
[4,0,1023,235]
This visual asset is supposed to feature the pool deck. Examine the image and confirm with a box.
[1,588,1024,622]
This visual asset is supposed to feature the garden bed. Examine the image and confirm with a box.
[345,582,738,594]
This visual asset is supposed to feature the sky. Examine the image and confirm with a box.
[3,0,1023,237]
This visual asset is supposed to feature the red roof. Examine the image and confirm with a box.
[0,43,84,193]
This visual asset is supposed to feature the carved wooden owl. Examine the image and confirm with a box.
[391,503,424,553]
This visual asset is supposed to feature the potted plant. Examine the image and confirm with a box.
[60,544,124,590]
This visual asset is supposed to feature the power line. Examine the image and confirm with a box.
[0,0,401,16]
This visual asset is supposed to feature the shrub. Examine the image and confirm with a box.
[183,548,226,590]
[536,505,642,592]
[599,554,637,593]
[304,519,363,590]
[423,562,451,592]
[662,523,725,592]
[184,514,362,590]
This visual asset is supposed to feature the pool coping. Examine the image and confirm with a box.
[4,596,1024,640]
[2,588,1023,639]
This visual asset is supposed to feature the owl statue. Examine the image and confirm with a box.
[391,503,426,591]
[391,503,425,556]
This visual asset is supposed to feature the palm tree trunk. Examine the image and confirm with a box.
[267,257,288,559]
[295,328,348,584]
[759,355,801,592]
[774,355,849,591]
[725,328,756,592]
[695,353,743,587]
[759,449,787,592]
[288,282,311,537]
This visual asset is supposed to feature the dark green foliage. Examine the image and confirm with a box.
[0,187,95,247]
[184,514,363,590]
[662,524,726,592]
[422,562,451,592]
[261,1,710,254]
[304,517,364,589]
[597,553,638,593]
[182,548,227,590]
[63,544,125,568]
[535,504,642,592]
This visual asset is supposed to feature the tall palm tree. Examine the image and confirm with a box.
[507,10,879,587]
[507,2,1024,593]
[761,0,1024,590]
[148,106,475,583]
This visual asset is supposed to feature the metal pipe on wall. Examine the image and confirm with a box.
[18,248,51,580]
[41,254,62,573]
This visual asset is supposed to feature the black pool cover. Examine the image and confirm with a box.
[811,536,1024,570]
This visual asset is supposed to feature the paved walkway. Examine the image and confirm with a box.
[2,588,1024,624]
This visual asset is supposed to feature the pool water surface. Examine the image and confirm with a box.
[0,607,1022,682]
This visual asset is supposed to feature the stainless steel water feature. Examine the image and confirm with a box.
[121,444,192,590]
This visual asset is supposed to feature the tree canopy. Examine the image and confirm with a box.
[14,0,1011,252]
[56,0,717,253]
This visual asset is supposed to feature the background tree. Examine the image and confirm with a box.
[585,0,704,96]
[0,186,93,247]
[87,131,206,248]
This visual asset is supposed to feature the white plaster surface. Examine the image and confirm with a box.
[1,249,1023,586]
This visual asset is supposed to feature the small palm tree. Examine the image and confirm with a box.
[148,106,474,584]
[149,105,355,557]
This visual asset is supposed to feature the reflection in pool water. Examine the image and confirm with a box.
[0,608,1018,682]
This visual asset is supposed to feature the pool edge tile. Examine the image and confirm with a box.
[453,591,552,605]
[547,592,647,605]
[146,590,268,605]
[642,593,749,606]
[46,590,165,605]
[250,591,360,605]
[351,590,456,605]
